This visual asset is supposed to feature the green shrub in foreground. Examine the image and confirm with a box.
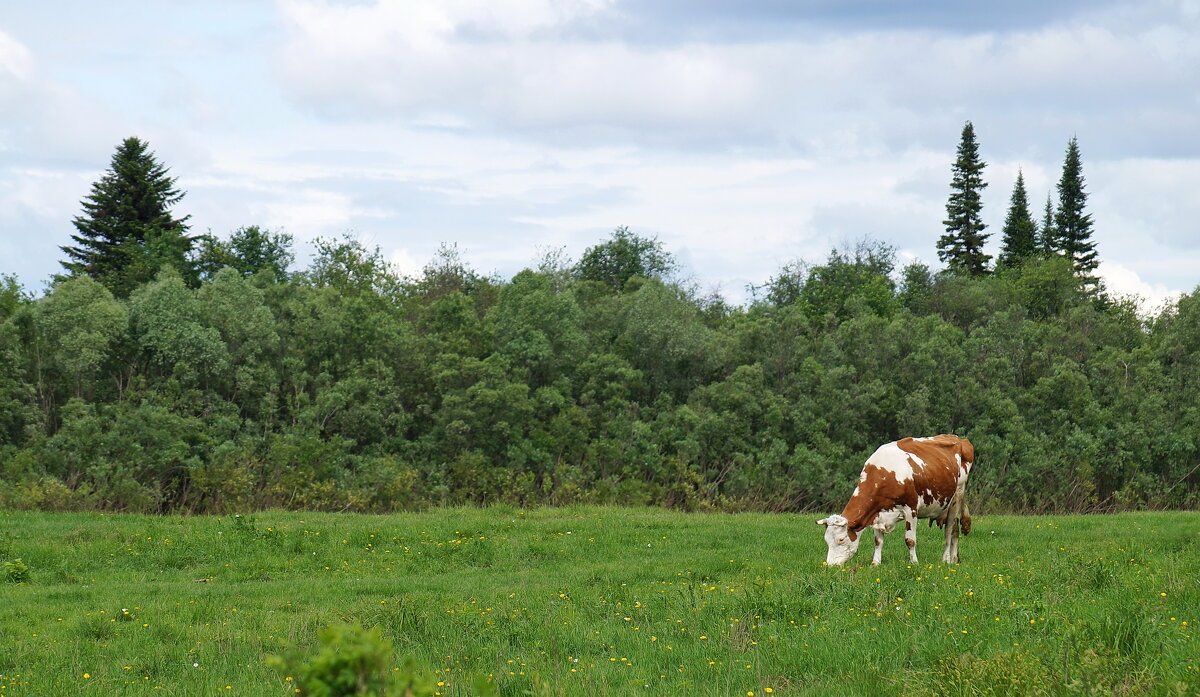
[3,557,30,583]
[268,622,498,697]
[268,622,433,697]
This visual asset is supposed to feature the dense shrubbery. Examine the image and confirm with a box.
[1,233,1198,514]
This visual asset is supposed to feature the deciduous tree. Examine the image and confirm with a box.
[576,226,675,291]
[197,226,294,281]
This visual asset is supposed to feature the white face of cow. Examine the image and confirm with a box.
[816,514,860,566]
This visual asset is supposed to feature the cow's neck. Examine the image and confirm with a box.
[839,496,883,541]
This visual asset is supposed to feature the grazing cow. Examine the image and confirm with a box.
[816,435,973,566]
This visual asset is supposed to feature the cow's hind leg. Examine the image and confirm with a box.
[872,528,885,566]
[903,508,918,563]
[941,496,962,564]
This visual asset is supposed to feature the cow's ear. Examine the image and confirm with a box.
[816,517,829,526]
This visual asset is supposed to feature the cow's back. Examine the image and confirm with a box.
[892,435,970,519]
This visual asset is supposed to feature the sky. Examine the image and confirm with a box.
[2,0,1198,308]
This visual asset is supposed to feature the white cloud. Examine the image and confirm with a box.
[0,28,34,82]
[276,4,755,138]
[2,168,90,220]
[388,248,424,278]
[1097,260,1184,313]
[253,189,356,239]
[0,28,125,163]
[1092,158,1200,248]
[273,0,1200,159]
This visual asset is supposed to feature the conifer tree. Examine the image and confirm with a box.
[937,122,991,275]
[60,137,194,297]
[1038,193,1056,256]
[997,169,1038,269]
[1053,137,1098,283]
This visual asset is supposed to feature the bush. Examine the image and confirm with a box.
[3,557,30,584]
[267,622,436,697]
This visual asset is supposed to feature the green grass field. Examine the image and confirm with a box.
[1,507,1197,696]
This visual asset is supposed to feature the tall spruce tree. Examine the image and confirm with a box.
[1038,192,1057,256]
[997,169,1038,269]
[1053,136,1098,282]
[937,121,991,275]
[61,137,194,297]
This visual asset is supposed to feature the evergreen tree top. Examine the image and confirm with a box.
[1039,192,1056,256]
[60,136,194,296]
[997,169,1038,270]
[937,121,991,276]
[1054,136,1098,282]
[78,137,189,231]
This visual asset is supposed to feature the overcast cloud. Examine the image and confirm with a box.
[2,0,1198,307]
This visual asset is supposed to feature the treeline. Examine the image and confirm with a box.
[0,135,1198,514]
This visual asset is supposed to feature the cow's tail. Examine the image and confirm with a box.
[959,437,974,535]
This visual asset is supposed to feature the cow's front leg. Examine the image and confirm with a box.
[872,528,885,566]
[903,508,918,563]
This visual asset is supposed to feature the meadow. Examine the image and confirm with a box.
[0,507,1196,696]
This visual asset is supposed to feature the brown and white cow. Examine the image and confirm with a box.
[816,435,973,566]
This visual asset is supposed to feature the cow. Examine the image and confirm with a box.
[816,434,973,566]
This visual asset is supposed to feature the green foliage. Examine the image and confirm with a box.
[267,622,436,697]
[898,261,935,315]
[308,234,399,297]
[761,259,806,306]
[1053,137,1099,284]
[489,269,585,387]
[412,242,495,302]
[3,557,30,583]
[60,136,194,296]
[195,267,279,407]
[795,239,898,320]
[614,279,718,399]
[575,226,675,291]
[2,213,1199,513]
[129,268,229,384]
[197,225,294,281]
[0,274,27,321]
[997,169,1038,270]
[40,397,212,511]
[939,121,992,276]
[34,276,127,398]
[1038,192,1056,256]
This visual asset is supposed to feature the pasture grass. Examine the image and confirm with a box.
[0,507,1197,696]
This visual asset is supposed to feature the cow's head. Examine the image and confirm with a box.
[816,514,860,566]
